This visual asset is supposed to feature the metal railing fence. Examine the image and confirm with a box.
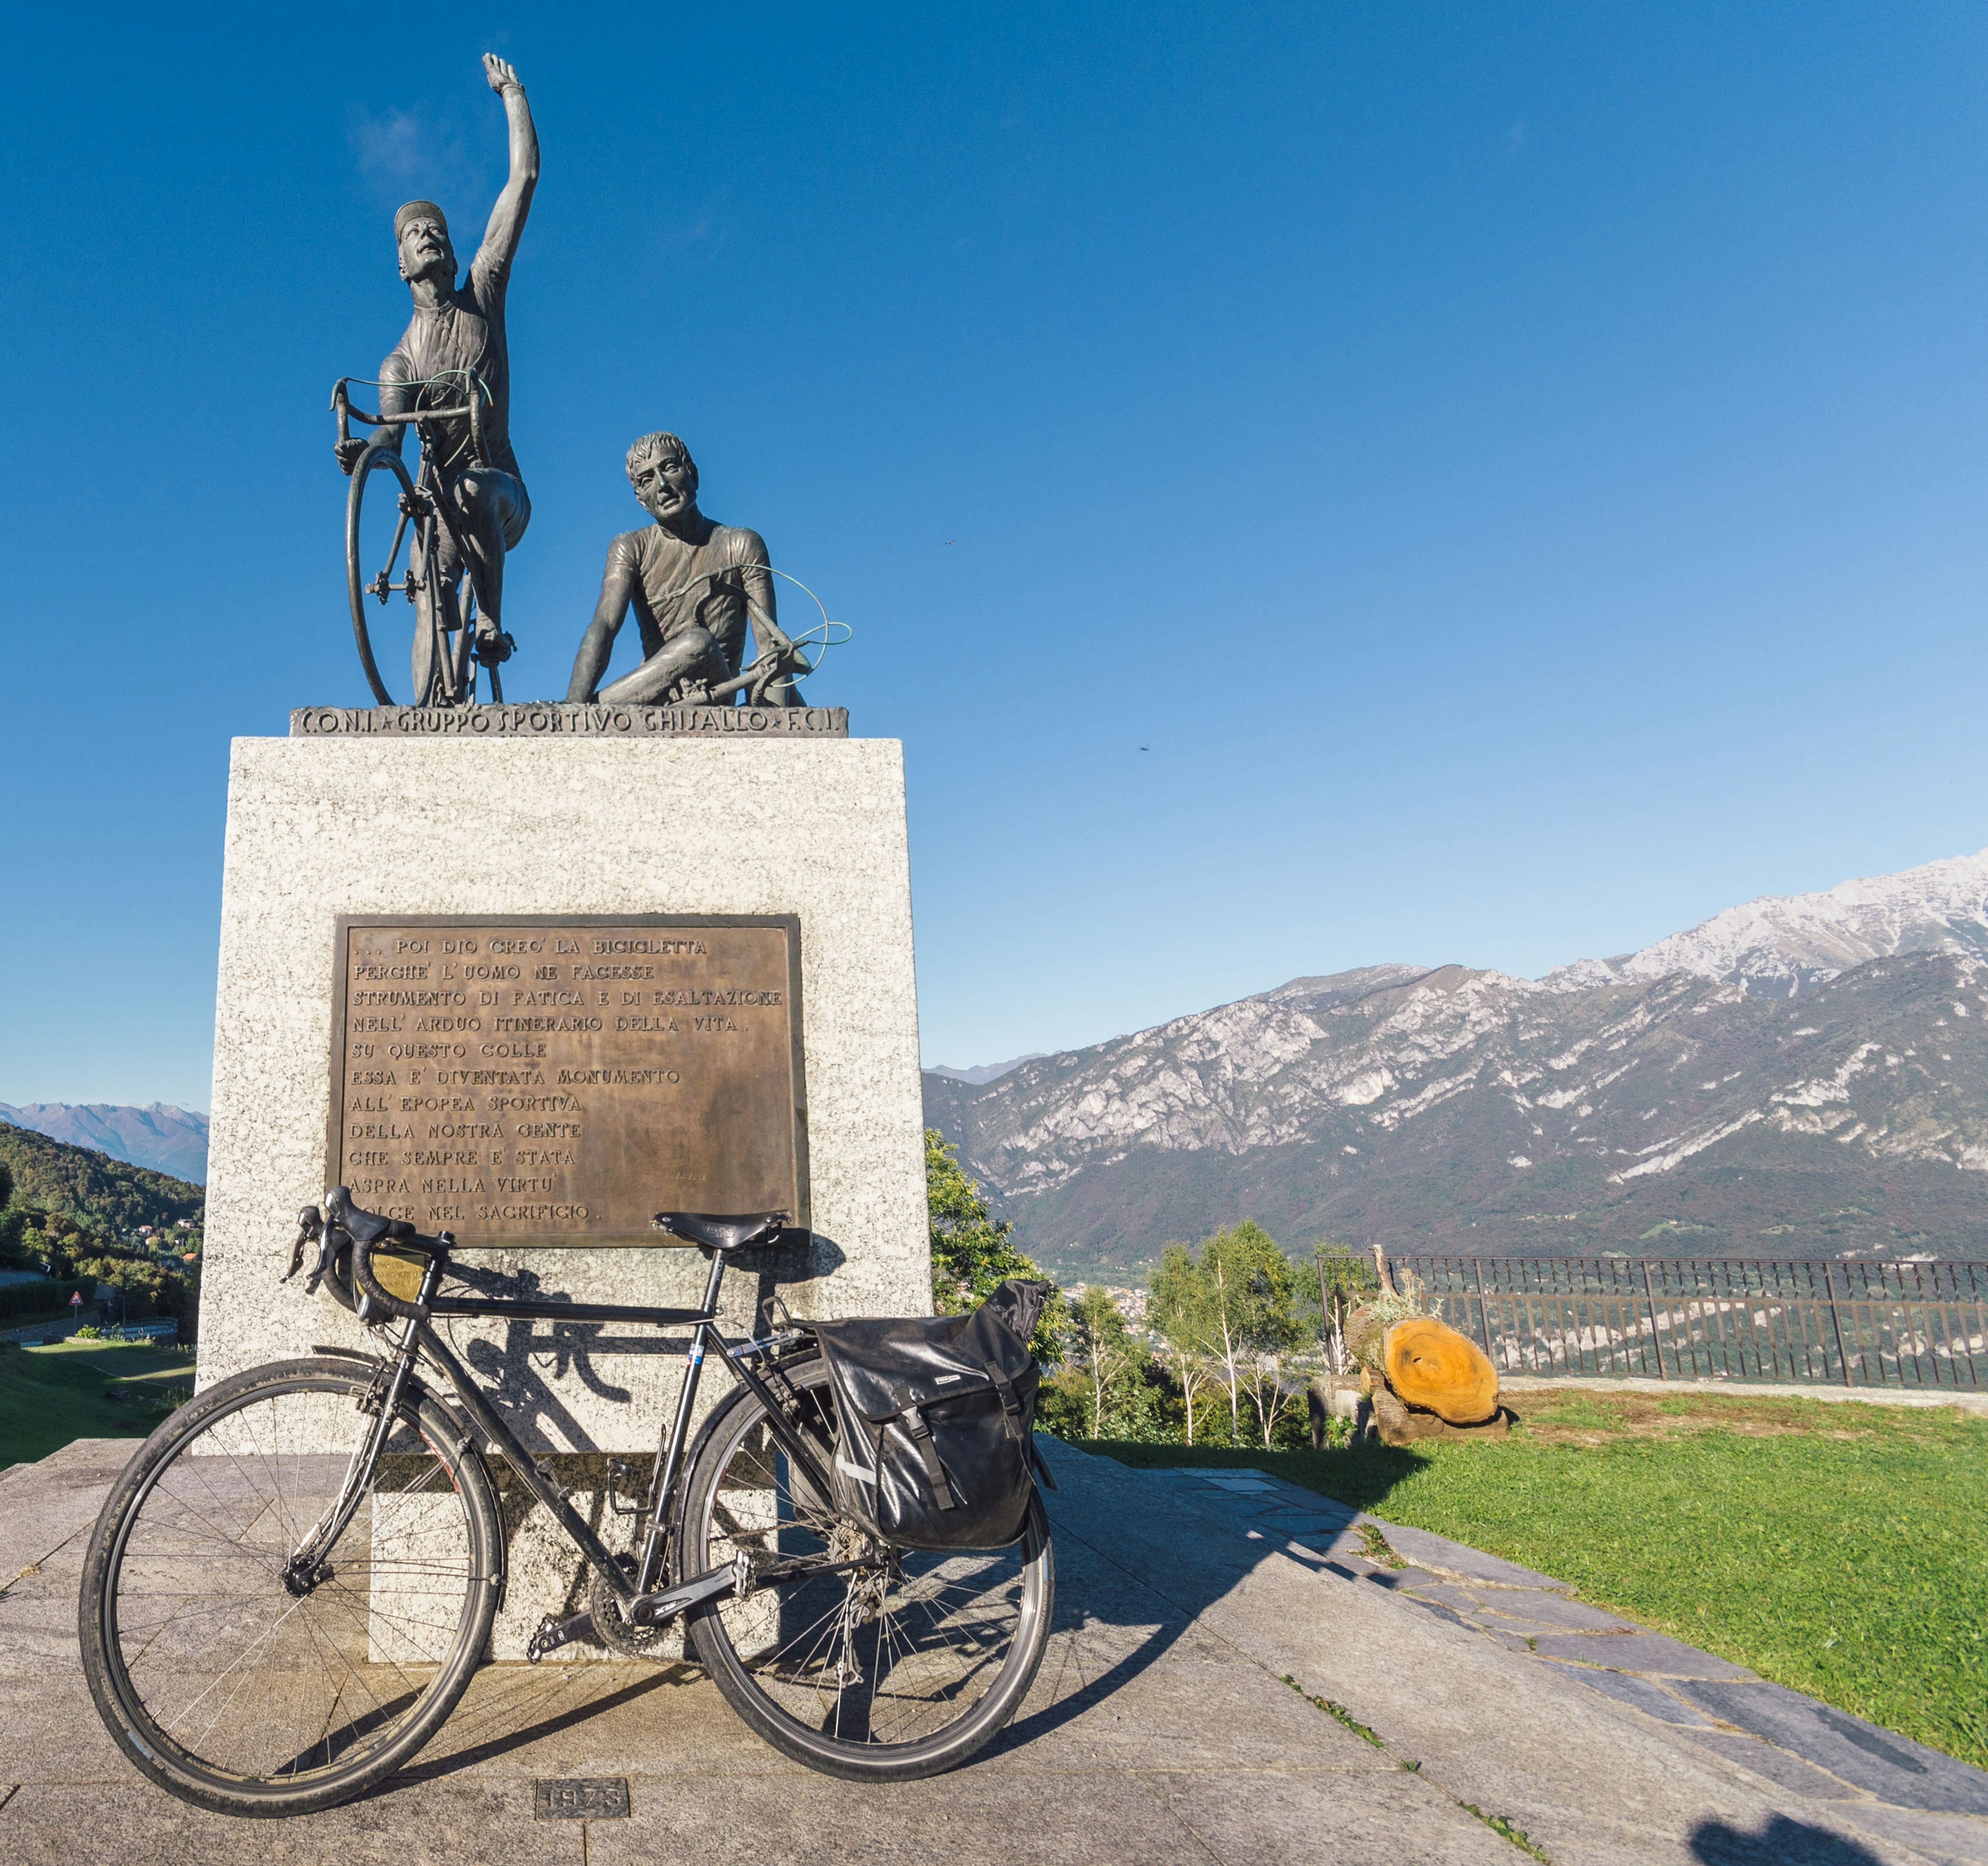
[1382,1256,1988,1391]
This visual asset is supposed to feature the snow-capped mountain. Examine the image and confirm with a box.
[925,851,1988,1277]
[1542,848,1988,998]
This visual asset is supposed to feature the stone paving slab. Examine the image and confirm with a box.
[0,1439,128,1582]
[1472,1591,1641,1634]
[1539,1664,1715,1727]
[1679,1681,1988,1816]
[1830,1802,1988,1866]
[1084,1450,1988,1864]
[2,1437,1985,1865]
[0,1780,583,1866]
[1358,1518,1574,1593]
[1680,1730,1870,1801]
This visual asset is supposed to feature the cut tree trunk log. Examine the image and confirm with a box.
[1383,1316,1500,1425]
[1369,1379,1511,1446]
[1343,1303,1508,1445]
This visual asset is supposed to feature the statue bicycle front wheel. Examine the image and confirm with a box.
[678,1353,1055,1781]
[345,445,438,708]
[77,1358,501,1817]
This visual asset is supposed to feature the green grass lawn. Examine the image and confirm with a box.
[1083,1386,1988,1771]
[0,1339,195,1471]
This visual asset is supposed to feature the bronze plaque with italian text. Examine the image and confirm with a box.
[327,916,806,1245]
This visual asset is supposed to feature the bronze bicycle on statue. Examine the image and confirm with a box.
[333,370,516,708]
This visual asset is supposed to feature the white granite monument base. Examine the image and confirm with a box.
[197,734,929,1656]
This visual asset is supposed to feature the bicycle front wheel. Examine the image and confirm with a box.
[346,445,423,706]
[78,1357,500,1817]
[679,1353,1054,1780]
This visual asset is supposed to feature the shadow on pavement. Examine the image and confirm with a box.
[378,1663,697,1791]
[1078,1436,1433,1515]
[1690,1814,1885,1865]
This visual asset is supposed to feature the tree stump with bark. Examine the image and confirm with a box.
[1306,1375,1361,1447]
[1346,1305,1508,1446]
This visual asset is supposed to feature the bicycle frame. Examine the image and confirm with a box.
[303,1243,836,1658]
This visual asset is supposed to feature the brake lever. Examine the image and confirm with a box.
[282,1207,324,1285]
[304,1226,348,1296]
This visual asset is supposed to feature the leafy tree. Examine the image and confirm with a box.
[71,1253,199,1340]
[1147,1221,1303,1448]
[1148,1242,1222,1445]
[1295,1239,1378,1375]
[1069,1286,1137,1439]
[925,1130,1064,1360]
[1035,1321,1179,1442]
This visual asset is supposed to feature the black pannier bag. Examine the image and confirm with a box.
[810,1279,1051,1551]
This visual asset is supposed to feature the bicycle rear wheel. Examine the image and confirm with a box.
[679,1353,1054,1780]
[78,1357,499,1817]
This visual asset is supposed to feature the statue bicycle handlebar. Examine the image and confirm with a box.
[331,373,490,475]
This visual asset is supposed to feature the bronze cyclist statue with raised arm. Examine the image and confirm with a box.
[335,54,538,706]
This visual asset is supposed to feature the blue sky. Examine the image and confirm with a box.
[4,3,1988,1108]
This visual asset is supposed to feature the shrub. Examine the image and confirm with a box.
[925,1130,1064,1360]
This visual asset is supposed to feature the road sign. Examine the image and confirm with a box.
[69,1292,82,1311]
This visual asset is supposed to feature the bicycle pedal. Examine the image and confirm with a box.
[526,1610,595,1664]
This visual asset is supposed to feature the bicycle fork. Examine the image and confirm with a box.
[280,1311,426,1595]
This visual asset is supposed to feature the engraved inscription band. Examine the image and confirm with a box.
[291,704,849,738]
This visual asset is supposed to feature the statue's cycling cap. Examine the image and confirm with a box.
[394,200,449,241]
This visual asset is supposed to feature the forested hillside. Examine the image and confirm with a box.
[0,1121,204,1241]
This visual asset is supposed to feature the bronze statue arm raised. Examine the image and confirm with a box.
[476,55,538,282]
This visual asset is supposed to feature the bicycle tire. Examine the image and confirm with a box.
[79,1357,500,1817]
[345,446,422,707]
[679,1353,1054,1781]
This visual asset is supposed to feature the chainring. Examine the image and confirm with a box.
[587,1556,676,1660]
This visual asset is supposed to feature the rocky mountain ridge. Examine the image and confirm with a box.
[1541,847,1988,998]
[925,850,1988,1279]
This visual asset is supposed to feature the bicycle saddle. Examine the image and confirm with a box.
[651,1211,789,1252]
[324,1185,419,1246]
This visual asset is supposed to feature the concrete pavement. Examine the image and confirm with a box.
[1,1435,1982,1866]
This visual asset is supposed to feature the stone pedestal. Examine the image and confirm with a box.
[198,733,929,1657]
[197,733,930,1451]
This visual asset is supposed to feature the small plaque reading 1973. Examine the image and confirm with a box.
[535,1777,631,1819]
[328,915,807,1245]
